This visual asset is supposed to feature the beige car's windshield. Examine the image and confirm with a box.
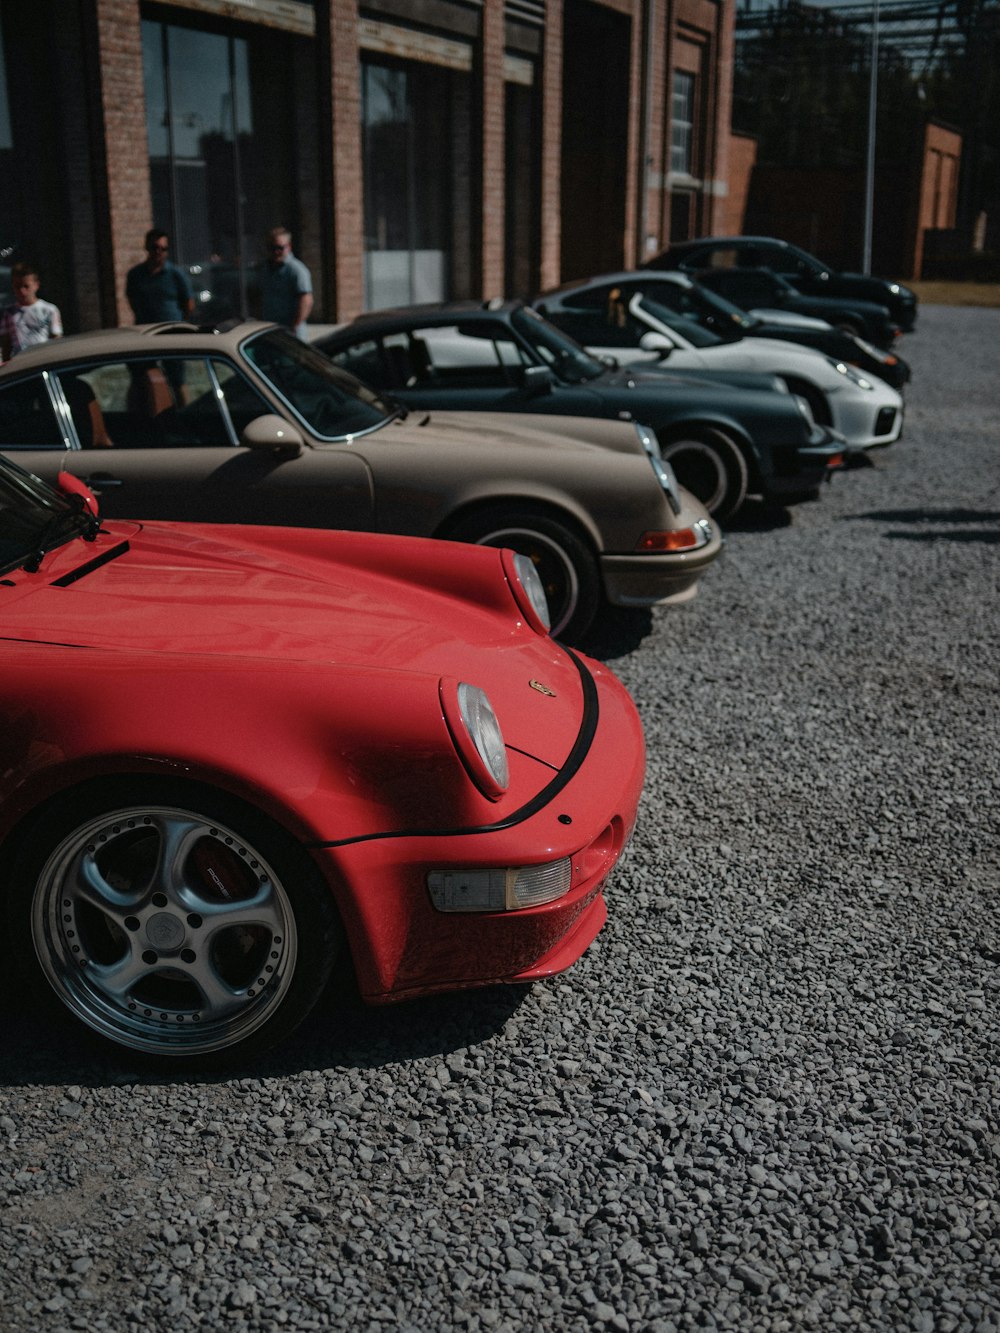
[243,328,398,439]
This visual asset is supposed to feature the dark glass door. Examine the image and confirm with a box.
[362,57,472,310]
[142,18,297,323]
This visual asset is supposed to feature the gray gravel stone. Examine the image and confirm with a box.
[1,306,999,1332]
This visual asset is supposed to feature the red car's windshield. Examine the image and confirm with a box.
[0,456,98,575]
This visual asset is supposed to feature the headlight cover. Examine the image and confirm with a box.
[635,425,683,515]
[502,548,551,633]
[793,393,815,426]
[441,679,510,799]
[828,358,873,389]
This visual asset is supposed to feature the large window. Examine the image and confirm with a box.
[670,70,696,177]
[141,18,300,323]
[361,58,473,311]
[0,25,15,282]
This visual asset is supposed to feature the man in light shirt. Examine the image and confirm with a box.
[257,227,313,340]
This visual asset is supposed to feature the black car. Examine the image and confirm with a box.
[694,266,901,350]
[536,271,911,390]
[644,236,918,333]
[316,301,846,522]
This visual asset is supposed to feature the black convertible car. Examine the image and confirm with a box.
[316,301,846,522]
[645,236,918,333]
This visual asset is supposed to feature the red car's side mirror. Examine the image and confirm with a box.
[57,470,100,518]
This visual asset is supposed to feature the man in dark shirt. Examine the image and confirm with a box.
[125,230,195,324]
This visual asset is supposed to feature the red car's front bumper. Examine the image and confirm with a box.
[310,653,645,1003]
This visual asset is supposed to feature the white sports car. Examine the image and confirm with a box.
[542,276,904,451]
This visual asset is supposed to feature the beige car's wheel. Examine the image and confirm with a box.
[446,509,600,641]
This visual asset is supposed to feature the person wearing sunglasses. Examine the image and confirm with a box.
[257,226,313,341]
[125,229,195,325]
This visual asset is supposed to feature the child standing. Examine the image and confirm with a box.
[0,263,63,361]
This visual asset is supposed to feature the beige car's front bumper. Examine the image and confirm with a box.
[600,520,723,607]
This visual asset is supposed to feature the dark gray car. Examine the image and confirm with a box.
[316,301,847,522]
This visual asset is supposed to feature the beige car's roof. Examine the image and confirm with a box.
[0,321,273,375]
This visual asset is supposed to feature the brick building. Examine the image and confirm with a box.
[0,0,737,332]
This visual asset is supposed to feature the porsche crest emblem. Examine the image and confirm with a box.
[529,679,557,697]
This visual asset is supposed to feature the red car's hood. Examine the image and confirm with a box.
[1,519,588,766]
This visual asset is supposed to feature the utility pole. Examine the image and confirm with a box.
[862,0,880,274]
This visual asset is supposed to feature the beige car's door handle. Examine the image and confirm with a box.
[80,473,123,488]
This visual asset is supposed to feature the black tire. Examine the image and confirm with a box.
[445,507,601,641]
[659,427,749,523]
[8,780,342,1067]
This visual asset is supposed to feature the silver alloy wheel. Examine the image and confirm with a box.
[31,806,298,1057]
[472,524,581,637]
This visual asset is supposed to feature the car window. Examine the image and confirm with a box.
[328,338,389,390]
[242,328,393,439]
[549,294,647,349]
[422,324,527,382]
[559,283,617,311]
[638,297,724,348]
[643,281,751,338]
[53,358,233,449]
[0,454,91,574]
[211,360,274,439]
[0,376,66,449]
[706,271,775,305]
[509,308,604,383]
[703,247,739,269]
[766,244,820,279]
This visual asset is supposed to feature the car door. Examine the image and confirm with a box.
[0,357,374,532]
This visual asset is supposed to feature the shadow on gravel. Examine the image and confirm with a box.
[264,978,529,1079]
[575,606,653,660]
[723,498,795,532]
[0,980,528,1089]
[851,506,1000,544]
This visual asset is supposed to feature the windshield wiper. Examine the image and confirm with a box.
[21,499,100,574]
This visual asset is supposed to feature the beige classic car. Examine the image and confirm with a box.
[0,322,720,639]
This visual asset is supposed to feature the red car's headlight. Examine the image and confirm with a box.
[501,548,551,634]
[440,678,510,800]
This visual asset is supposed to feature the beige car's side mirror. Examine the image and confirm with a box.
[241,414,304,457]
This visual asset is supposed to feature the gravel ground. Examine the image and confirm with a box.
[1,305,998,1332]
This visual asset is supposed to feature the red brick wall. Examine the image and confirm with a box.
[538,0,564,290]
[481,0,506,296]
[721,132,757,236]
[93,0,152,325]
[913,122,962,277]
[322,0,365,321]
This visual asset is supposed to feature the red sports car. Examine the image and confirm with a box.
[0,458,644,1065]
